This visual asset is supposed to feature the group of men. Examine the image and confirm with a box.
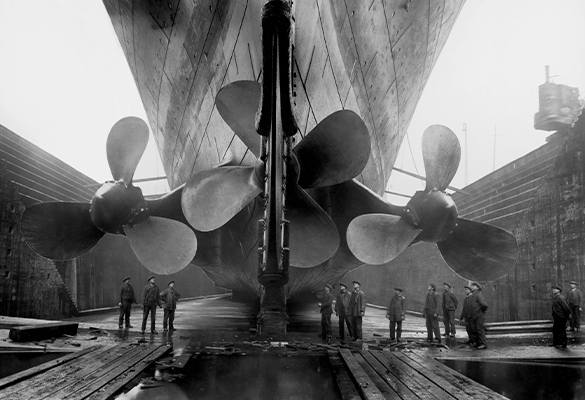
[318,281,366,344]
[118,275,181,334]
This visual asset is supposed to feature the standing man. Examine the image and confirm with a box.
[160,281,181,332]
[118,276,137,329]
[423,283,441,343]
[459,285,475,346]
[318,284,334,344]
[551,285,572,348]
[349,280,366,341]
[334,283,353,342]
[141,275,161,335]
[468,282,489,350]
[567,280,582,332]
[386,288,406,342]
[442,282,458,338]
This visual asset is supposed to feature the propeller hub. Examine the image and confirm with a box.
[405,190,458,243]
[90,181,148,234]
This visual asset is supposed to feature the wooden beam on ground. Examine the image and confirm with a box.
[0,346,101,390]
[327,351,361,400]
[338,348,385,400]
[9,322,79,342]
[405,351,509,400]
[354,351,401,399]
[358,351,418,400]
[84,344,171,400]
[370,351,440,400]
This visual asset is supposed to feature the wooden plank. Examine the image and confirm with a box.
[355,351,400,399]
[9,322,79,342]
[327,351,361,400]
[84,345,171,400]
[338,348,385,400]
[0,344,130,399]
[359,350,418,400]
[371,351,441,400]
[392,352,473,400]
[40,345,152,400]
[405,352,509,400]
[0,346,101,390]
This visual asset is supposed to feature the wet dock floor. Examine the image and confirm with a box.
[2,295,585,399]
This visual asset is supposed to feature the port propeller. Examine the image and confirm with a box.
[20,117,197,274]
[347,125,518,281]
[181,80,370,267]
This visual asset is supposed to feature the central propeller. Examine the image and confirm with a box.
[21,117,197,275]
[180,80,371,268]
[347,125,518,282]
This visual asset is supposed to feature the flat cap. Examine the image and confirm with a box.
[429,283,436,290]
[394,287,403,292]
[570,281,578,286]
[552,285,563,292]
[470,282,481,289]
[443,282,451,288]
[325,284,333,290]
[353,280,361,286]
[123,276,130,282]
[147,275,155,282]
[168,281,174,286]
[339,283,347,289]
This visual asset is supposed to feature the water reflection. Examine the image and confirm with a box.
[441,359,585,400]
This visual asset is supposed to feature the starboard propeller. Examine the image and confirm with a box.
[347,124,518,281]
[180,80,371,267]
[20,117,197,274]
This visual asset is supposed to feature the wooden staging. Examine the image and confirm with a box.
[333,348,510,400]
[0,342,170,400]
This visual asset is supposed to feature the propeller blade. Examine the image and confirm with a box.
[422,124,461,191]
[124,216,197,274]
[437,218,518,281]
[181,166,262,232]
[215,80,262,157]
[294,110,370,188]
[346,213,421,265]
[287,183,340,267]
[107,117,149,185]
[20,202,104,260]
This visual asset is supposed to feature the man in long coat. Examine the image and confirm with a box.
[334,283,353,341]
[141,275,161,335]
[551,285,572,348]
[423,283,441,343]
[468,282,489,349]
[318,284,334,343]
[349,280,366,341]
[118,276,137,329]
[160,280,181,332]
[386,288,406,342]
[442,282,458,337]
[567,280,582,332]
[459,285,475,345]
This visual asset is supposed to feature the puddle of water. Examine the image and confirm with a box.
[0,352,69,379]
[118,353,341,400]
[440,359,585,400]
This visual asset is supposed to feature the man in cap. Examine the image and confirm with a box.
[118,276,137,329]
[349,281,366,341]
[386,288,406,342]
[334,283,353,342]
[567,281,582,332]
[160,281,181,332]
[423,283,441,343]
[551,285,572,348]
[459,285,475,346]
[442,282,459,338]
[318,284,334,344]
[468,282,489,349]
[141,275,162,334]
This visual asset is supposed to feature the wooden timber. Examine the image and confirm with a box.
[0,342,170,400]
[8,322,79,342]
[337,348,510,400]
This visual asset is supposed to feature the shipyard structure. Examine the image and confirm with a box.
[346,77,584,322]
